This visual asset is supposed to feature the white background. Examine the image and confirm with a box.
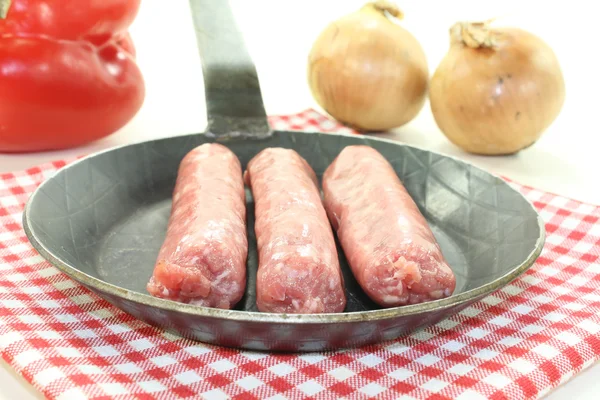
[1,1,599,399]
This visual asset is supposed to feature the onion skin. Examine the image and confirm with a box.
[429,23,565,155]
[307,2,428,132]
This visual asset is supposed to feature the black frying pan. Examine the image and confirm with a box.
[22,0,545,352]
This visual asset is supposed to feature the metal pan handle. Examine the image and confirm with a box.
[189,0,272,139]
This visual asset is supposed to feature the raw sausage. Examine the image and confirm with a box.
[147,143,247,309]
[245,148,346,314]
[322,145,456,307]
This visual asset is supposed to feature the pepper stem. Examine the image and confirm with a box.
[365,0,404,19]
[450,21,497,48]
[0,0,11,19]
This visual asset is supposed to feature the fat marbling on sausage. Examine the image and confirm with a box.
[147,143,247,309]
[322,145,456,307]
[245,148,346,314]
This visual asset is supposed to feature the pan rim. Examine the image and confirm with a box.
[22,129,546,325]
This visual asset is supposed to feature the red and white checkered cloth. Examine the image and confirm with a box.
[1,109,599,400]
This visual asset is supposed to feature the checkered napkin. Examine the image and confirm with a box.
[1,109,599,400]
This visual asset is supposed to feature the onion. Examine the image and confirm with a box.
[307,1,428,131]
[429,21,565,155]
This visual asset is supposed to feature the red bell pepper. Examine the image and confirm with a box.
[0,0,145,153]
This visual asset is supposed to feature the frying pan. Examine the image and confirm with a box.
[23,0,545,352]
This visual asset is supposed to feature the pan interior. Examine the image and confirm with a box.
[26,130,542,313]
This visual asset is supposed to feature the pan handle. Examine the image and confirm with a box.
[189,0,272,139]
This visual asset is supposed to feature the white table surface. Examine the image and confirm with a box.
[1,1,598,399]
